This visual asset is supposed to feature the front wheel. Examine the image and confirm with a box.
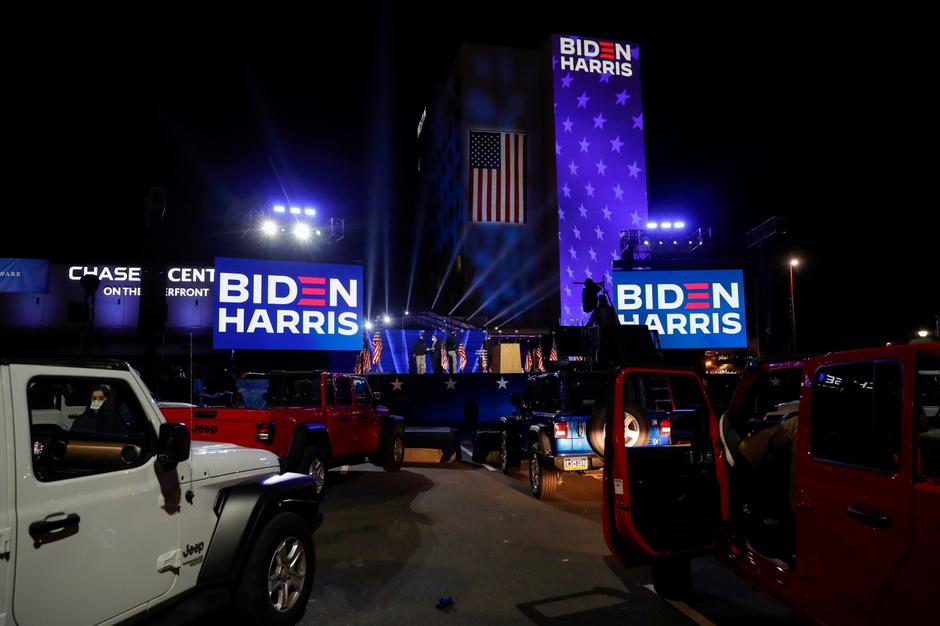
[500,430,519,474]
[299,447,327,500]
[234,512,315,626]
[382,433,404,472]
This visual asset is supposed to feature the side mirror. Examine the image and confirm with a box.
[511,392,522,407]
[157,422,191,465]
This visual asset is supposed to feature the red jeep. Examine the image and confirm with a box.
[161,371,405,498]
[596,342,940,625]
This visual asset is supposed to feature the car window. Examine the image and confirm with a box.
[335,377,352,406]
[27,376,155,482]
[738,368,802,425]
[625,372,711,447]
[354,378,370,404]
[811,361,901,472]
[915,354,940,478]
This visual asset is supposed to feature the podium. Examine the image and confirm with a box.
[491,343,523,373]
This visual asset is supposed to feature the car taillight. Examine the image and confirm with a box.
[554,421,568,438]
[256,421,276,444]
[660,419,671,436]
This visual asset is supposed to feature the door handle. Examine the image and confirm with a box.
[847,506,890,529]
[29,513,81,547]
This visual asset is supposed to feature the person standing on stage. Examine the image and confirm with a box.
[411,333,430,374]
[431,332,444,374]
[445,329,458,374]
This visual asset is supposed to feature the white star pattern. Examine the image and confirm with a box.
[568,161,579,175]
[595,160,607,175]
[589,247,597,261]
[595,225,604,240]
[613,184,624,200]
[496,377,509,389]
[391,378,404,391]
[631,210,641,225]
[579,204,587,218]
[610,136,623,152]
[572,226,581,240]
[602,206,612,220]
[593,112,607,129]
[444,378,457,390]
[579,137,590,152]
[584,182,595,197]
[566,266,574,278]
[558,208,565,221]
[568,246,577,259]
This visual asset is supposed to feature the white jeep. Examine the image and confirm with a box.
[0,359,320,625]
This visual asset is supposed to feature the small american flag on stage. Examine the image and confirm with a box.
[469,130,527,223]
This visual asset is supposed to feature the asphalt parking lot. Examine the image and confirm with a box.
[153,455,803,625]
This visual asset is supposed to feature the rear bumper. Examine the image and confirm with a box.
[548,453,604,471]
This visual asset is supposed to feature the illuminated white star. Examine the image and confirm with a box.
[613,184,624,200]
[584,182,595,197]
[496,377,509,389]
[631,210,641,225]
[572,226,581,240]
[602,206,612,221]
[595,226,604,240]
[568,246,578,259]
[391,378,404,391]
[444,378,457,390]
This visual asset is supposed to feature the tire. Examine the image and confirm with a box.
[587,404,607,457]
[499,430,519,474]
[299,447,328,500]
[651,557,692,600]
[234,512,315,626]
[529,446,559,500]
[381,433,404,472]
[622,405,650,448]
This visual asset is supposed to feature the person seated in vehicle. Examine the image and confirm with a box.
[70,386,128,436]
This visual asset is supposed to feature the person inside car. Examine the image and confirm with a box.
[71,386,127,436]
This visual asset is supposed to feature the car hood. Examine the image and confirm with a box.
[185,442,280,481]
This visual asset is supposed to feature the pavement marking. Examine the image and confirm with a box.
[643,584,716,626]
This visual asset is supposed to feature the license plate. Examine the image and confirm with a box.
[563,456,589,471]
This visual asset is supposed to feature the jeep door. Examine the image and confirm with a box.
[352,377,381,455]
[329,375,358,459]
[792,349,916,625]
[10,365,179,626]
[602,367,728,564]
[0,370,13,625]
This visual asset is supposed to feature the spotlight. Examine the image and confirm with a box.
[365,321,374,331]
[643,240,649,246]
[674,221,685,229]
[790,258,800,267]
[405,311,410,315]
[293,223,312,241]
[383,315,391,324]
[290,207,301,215]
[646,222,658,229]
[304,208,316,217]
[261,220,278,237]
[673,240,678,245]
[273,205,286,214]
[661,222,673,230]
[315,229,322,236]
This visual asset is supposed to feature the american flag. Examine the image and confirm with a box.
[534,346,544,372]
[458,343,467,373]
[371,331,383,365]
[469,130,527,223]
[441,342,449,372]
[525,349,533,373]
[549,337,558,362]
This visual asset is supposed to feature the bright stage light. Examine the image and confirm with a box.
[261,220,278,237]
[383,315,391,324]
[290,207,301,215]
[365,321,374,330]
[273,205,286,213]
[646,222,658,229]
[643,240,649,245]
[315,229,322,236]
[293,223,311,241]
[661,222,673,230]
[304,208,316,217]
[405,310,410,315]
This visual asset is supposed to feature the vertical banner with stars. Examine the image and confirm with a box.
[550,34,648,325]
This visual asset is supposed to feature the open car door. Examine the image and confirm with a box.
[597,367,729,594]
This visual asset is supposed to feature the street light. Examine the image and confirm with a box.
[789,258,800,352]
[918,330,930,338]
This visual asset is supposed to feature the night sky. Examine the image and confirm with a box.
[5,6,935,352]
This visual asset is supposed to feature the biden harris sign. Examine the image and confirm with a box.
[612,270,747,349]
[213,257,363,351]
